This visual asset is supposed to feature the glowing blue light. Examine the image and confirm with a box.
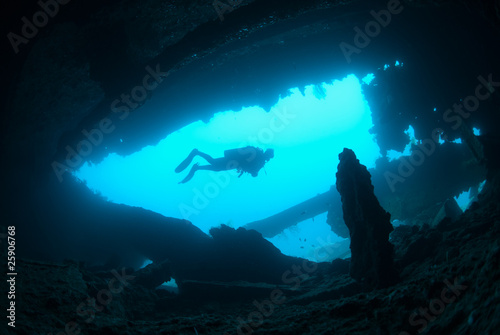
[386,125,416,161]
[473,127,481,136]
[158,279,178,292]
[454,189,471,211]
[478,179,486,193]
[140,259,153,268]
[362,73,375,85]
[266,213,346,262]
[74,74,381,259]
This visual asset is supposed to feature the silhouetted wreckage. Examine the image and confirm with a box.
[336,148,398,288]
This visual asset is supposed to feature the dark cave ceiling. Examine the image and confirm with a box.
[1,0,500,185]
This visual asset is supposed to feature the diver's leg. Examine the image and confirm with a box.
[196,151,218,165]
[175,149,199,173]
[196,152,232,172]
[179,163,226,184]
[195,164,226,172]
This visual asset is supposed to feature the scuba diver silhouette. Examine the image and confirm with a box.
[175,146,274,184]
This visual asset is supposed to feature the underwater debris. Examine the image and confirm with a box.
[431,198,463,227]
[244,190,335,237]
[336,148,398,288]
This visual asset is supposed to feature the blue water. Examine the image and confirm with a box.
[75,74,381,261]
[386,125,416,161]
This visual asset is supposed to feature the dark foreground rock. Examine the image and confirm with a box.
[9,190,500,334]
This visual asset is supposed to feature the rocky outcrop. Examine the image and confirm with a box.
[207,225,304,284]
[133,260,172,290]
[12,197,500,335]
[336,148,397,288]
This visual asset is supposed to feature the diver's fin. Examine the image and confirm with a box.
[179,163,199,183]
[175,149,198,173]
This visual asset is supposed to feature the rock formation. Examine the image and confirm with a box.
[336,148,397,288]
